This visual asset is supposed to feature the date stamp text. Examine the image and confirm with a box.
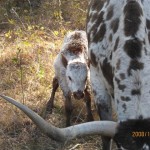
[132,132,150,137]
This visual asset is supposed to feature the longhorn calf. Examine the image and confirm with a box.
[1,0,150,150]
[46,30,93,126]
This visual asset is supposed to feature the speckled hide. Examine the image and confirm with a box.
[46,31,93,126]
[87,0,150,149]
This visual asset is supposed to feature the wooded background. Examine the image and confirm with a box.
[0,0,88,31]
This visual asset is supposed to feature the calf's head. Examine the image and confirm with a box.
[61,51,88,100]
[66,62,88,100]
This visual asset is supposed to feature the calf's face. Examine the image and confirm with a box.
[66,62,88,100]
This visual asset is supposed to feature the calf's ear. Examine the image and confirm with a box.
[61,54,68,68]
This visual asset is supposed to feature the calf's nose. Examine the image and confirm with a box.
[73,90,84,100]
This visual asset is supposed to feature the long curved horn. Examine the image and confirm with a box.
[0,95,118,142]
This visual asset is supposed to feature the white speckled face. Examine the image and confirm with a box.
[66,62,88,94]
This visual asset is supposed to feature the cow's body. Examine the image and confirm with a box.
[46,31,93,126]
[87,0,150,149]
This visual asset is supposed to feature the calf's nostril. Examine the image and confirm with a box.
[73,91,84,99]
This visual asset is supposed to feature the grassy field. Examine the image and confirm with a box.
[0,26,102,149]
[0,1,107,149]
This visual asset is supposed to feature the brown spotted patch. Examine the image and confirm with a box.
[139,115,143,119]
[141,0,144,4]
[110,52,112,60]
[109,34,112,42]
[93,11,104,30]
[88,11,104,42]
[116,59,121,70]
[121,96,131,102]
[111,18,119,33]
[148,32,150,44]
[120,73,126,80]
[119,84,126,92]
[144,47,148,55]
[93,90,97,96]
[93,23,106,43]
[114,37,119,51]
[91,0,106,12]
[86,11,92,23]
[128,60,144,76]
[131,89,141,95]
[71,32,82,40]
[90,50,97,67]
[124,1,143,36]
[146,19,150,29]
[115,77,126,92]
[111,93,114,99]
[106,0,110,6]
[117,99,119,104]
[101,58,114,88]
[122,104,127,113]
[96,103,112,120]
[106,5,114,20]
[115,77,120,85]
[124,38,142,59]
[97,11,105,23]
[91,12,98,23]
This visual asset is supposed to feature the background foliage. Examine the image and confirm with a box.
[0,0,88,31]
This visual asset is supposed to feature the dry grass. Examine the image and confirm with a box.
[0,16,103,150]
[0,1,118,149]
[0,28,119,149]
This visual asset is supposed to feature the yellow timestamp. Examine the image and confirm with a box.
[132,132,150,137]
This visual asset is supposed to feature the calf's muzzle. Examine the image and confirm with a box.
[73,90,84,100]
